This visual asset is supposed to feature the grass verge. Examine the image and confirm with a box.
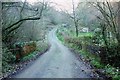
[2,39,50,78]
[56,28,120,80]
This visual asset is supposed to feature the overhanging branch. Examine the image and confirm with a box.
[3,1,45,32]
[3,16,41,32]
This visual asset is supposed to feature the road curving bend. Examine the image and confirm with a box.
[12,28,97,78]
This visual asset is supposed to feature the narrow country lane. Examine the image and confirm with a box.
[12,28,96,78]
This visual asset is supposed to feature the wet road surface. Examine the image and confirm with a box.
[12,28,96,78]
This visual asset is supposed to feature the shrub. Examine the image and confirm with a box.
[65,37,82,49]
[13,41,37,61]
[2,48,16,73]
[99,45,120,68]
[22,42,36,56]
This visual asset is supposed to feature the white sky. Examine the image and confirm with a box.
[22,0,80,12]
[22,0,120,12]
[50,0,79,12]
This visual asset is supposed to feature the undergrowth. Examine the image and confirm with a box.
[56,27,120,80]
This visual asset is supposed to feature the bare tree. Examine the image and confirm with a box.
[92,1,120,46]
[2,0,46,45]
[62,0,82,37]
[89,1,120,66]
[71,0,79,37]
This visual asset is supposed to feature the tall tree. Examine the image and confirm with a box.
[2,0,46,47]
[72,0,78,37]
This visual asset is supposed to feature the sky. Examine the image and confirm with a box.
[22,0,80,12]
[21,0,120,12]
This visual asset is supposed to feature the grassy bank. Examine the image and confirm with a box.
[56,27,120,80]
[21,40,49,62]
[2,38,50,78]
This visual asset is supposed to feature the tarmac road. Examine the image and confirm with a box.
[12,28,96,78]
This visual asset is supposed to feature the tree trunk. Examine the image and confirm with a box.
[72,0,79,37]
[75,21,78,37]
[117,2,120,47]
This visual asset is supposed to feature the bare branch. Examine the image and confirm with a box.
[20,0,26,12]
[2,2,38,11]
[3,1,45,32]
